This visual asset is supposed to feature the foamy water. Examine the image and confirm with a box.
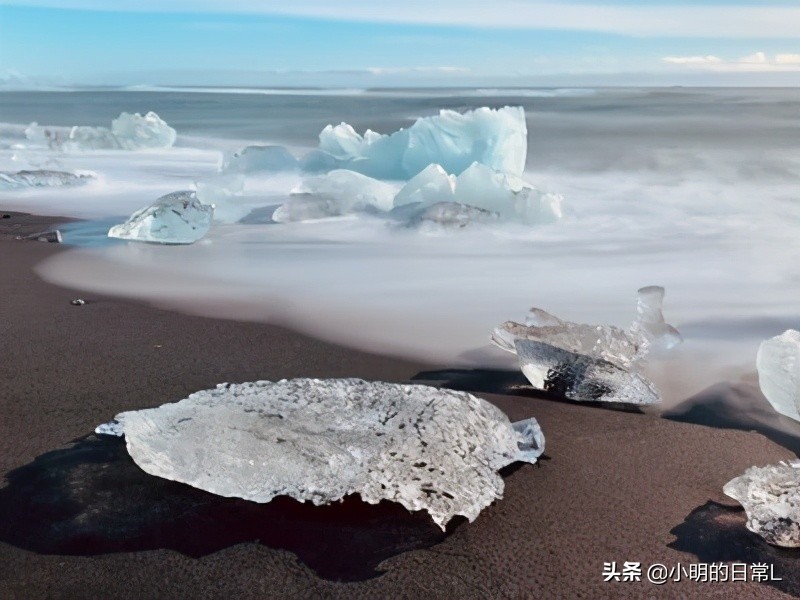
[2,87,799,406]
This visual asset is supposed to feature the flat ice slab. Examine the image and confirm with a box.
[95,378,545,529]
[724,461,800,547]
[108,190,214,244]
[0,169,93,189]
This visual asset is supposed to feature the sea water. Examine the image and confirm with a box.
[1,87,798,406]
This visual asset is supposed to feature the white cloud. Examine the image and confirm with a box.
[7,1,800,38]
[662,51,800,72]
[662,55,722,66]
[365,66,470,75]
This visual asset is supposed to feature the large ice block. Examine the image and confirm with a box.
[757,330,800,422]
[0,169,93,189]
[724,461,800,547]
[493,287,681,404]
[315,106,528,179]
[108,191,213,244]
[95,378,545,530]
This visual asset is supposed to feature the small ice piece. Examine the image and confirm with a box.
[272,169,396,222]
[222,145,298,174]
[407,202,498,229]
[315,106,528,179]
[515,340,660,405]
[0,169,93,189]
[25,112,176,151]
[108,191,213,244]
[629,285,683,356]
[98,378,545,529]
[757,330,800,422]
[95,420,123,436]
[493,286,680,404]
[724,461,800,547]
[22,230,62,243]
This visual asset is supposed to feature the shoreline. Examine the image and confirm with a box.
[1,210,799,599]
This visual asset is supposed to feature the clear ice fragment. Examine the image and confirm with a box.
[108,191,213,244]
[757,330,800,422]
[97,378,544,529]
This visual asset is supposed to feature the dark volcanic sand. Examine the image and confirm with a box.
[1,211,798,599]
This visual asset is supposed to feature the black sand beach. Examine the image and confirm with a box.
[1,211,798,599]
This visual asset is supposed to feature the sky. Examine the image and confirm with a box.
[0,1,799,87]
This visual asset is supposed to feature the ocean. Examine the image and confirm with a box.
[1,86,799,405]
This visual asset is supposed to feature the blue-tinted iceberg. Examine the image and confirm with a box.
[0,169,93,189]
[108,191,213,244]
[222,145,299,174]
[95,378,545,529]
[315,106,527,179]
[25,112,176,151]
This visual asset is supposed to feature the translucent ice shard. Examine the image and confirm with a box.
[0,169,93,189]
[95,378,545,529]
[108,191,213,244]
[273,169,396,222]
[493,286,681,404]
[222,145,299,174]
[757,330,800,422]
[315,106,528,179]
[393,164,456,207]
[724,461,800,547]
[515,340,660,405]
[24,112,176,151]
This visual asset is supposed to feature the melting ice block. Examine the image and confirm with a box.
[25,112,176,151]
[108,191,213,244]
[0,169,93,189]
[273,169,397,222]
[757,330,800,422]
[315,106,528,179]
[724,461,800,547]
[95,378,544,529]
[222,145,299,173]
[493,286,681,404]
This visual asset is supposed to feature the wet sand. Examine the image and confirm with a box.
[1,210,797,599]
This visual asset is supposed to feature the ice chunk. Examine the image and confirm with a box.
[406,202,498,229]
[394,162,562,226]
[452,163,562,225]
[222,145,298,173]
[315,106,528,179]
[0,169,93,189]
[272,169,396,222]
[515,340,660,405]
[108,191,213,244]
[393,164,455,207]
[24,112,176,151]
[493,286,681,404]
[724,461,800,547]
[95,378,544,529]
[757,330,800,422]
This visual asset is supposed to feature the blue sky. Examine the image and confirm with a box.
[1,1,799,87]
